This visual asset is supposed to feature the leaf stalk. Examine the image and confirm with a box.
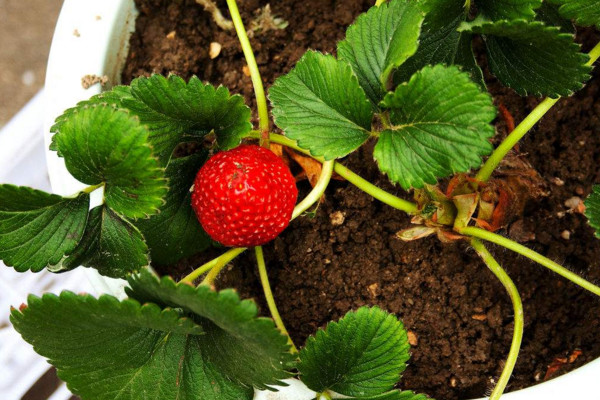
[248,131,419,214]
[81,183,104,195]
[470,238,523,400]
[292,160,334,219]
[476,40,600,182]
[255,245,298,353]
[460,226,600,297]
[225,0,270,145]
[180,247,247,285]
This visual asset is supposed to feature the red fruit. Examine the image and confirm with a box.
[191,144,298,247]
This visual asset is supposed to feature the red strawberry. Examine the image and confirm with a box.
[191,144,298,247]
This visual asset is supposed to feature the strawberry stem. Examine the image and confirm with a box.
[476,40,600,182]
[81,183,104,195]
[246,131,419,214]
[180,247,247,285]
[292,161,334,219]
[255,245,298,353]
[459,226,600,298]
[225,0,270,147]
[470,238,523,400]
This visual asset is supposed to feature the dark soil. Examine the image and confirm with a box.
[124,1,600,399]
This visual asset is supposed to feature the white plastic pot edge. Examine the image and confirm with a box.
[43,1,600,399]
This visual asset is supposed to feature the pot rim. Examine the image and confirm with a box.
[43,1,600,399]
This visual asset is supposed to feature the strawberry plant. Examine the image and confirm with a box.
[4,0,600,399]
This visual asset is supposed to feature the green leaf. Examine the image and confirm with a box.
[136,152,211,265]
[460,19,591,97]
[270,51,373,160]
[298,307,410,397]
[54,206,149,278]
[395,0,484,87]
[127,270,296,389]
[52,76,252,165]
[553,0,600,28]
[337,0,425,107]
[477,0,542,20]
[0,185,89,272]
[52,104,168,219]
[11,291,255,400]
[49,87,137,156]
[376,65,495,189]
[126,75,253,159]
[535,1,576,33]
[585,185,600,239]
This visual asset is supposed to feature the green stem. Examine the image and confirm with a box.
[292,160,334,219]
[255,246,298,353]
[475,97,559,182]
[476,40,600,182]
[180,247,247,285]
[248,131,419,214]
[374,0,386,5]
[81,183,104,194]
[460,226,600,297]
[334,163,418,214]
[225,0,270,142]
[470,239,523,400]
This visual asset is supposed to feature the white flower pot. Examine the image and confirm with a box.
[43,1,600,399]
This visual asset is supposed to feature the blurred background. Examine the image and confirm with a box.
[0,0,62,127]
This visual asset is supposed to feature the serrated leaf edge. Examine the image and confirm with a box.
[459,18,591,97]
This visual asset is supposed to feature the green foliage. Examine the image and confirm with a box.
[298,307,410,397]
[553,0,600,28]
[136,152,211,265]
[0,186,88,272]
[52,104,168,219]
[11,270,296,400]
[585,185,600,238]
[535,1,576,33]
[125,75,253,160]
[337,0,424,107]
[126,270,296,389]
[52,76,252,165]
[460,19,591,97]
[396,0,482,86]
[270,50,373,160]
[376,65,495,189]
[53,206,149,278]
[10,290,256,400]
[396,0,589,96]
[477,0,542,20]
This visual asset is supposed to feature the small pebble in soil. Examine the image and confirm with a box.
[551,177,565,186]
[407,331,419,346]
[166,30,176,40]
[367,283,379,298]
[564,196,584,213]
[561,230,571,240]
[209,42,222,59]
[329,211,345,226]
